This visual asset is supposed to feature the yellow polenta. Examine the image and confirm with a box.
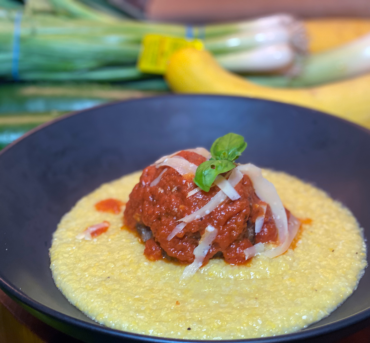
[50,170,367,339]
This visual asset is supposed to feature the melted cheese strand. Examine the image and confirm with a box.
[156,156,197,176]
[244,213,300,260]
[227,167,244,186]
[167,222,187,241]
[181,192,227,225]
[187,171,241,199]
[214,174,241,201]
[167,191,226,241]
[154,148,211,165]
[187,147,212,160]
[150,168,167,187]
[286,214,301,247]
[187,187,201,198]
[182,225,218,279]
[180,168,243,224]
[237,164,289,258]
[244,242,265,260]
[255,204,267,234]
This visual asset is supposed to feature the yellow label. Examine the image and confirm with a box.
[137,34,204,74]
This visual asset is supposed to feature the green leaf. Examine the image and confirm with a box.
[194,160,235,192]
[210,133,247,161]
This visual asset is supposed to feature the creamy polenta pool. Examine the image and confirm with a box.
[50,135,366,340]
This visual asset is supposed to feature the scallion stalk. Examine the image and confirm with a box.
[0,0,22,10]
[216,44,296,73]
[34,0,119,22]
[0,83,164,113]
[17,66,146,82]
[203,14,298,37]
[248,33,370,88]
[205,22,306,53]
[0,1,306,83]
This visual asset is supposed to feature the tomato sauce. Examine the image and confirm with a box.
[87,221,110,238]
[95,198,125,214]
[124,151,279,265]
[289,217,312,250]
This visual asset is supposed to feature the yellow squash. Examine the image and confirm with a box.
[306,18,370,53]
[165,48,370,128]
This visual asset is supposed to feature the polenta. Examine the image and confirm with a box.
[50,169,366,339]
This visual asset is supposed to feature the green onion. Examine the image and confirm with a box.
[205,23,307,54]
[121,78,169,91]
[32,0,119,22]
[203,14,300,37]
[77,0,131,19]
[17,67,146,81]
[248,33,370,88]
[0,84,163,113]
[0,0,305,83]
[217,44,295,73]
[0,0,22,10]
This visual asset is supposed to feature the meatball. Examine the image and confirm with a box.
[124,151,278,265]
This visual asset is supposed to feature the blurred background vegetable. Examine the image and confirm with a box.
[0,1,306,83]
[0,0,370,149]
[248,33,370,87]
[165,48,370,128]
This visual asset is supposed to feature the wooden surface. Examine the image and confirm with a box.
[1,287,370,343]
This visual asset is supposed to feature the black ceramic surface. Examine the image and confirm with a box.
[0,95,370,343]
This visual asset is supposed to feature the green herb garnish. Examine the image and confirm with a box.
[194,133,247,192]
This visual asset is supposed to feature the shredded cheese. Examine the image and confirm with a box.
[237,164,289,258]
[150,168,167,187]
[167,222,187,241]
[255,204,267,234]
[182,225,218,279]
[154,148,211,165]
[214,175,241,201]
[244,242,265,260]
[156,156,197,176]
[187,187,201,198]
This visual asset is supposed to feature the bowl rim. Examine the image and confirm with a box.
[0,94,369,342]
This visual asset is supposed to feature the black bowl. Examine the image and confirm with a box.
[0,95,370,343]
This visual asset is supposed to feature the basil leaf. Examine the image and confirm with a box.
[194,160,235,192]
[210,133,247,161]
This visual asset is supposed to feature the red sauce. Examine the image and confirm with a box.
[144,238,162,261]
[95,198,125,214]
[223,238,253,265]
[301,218,313,225]
[124,151,279,265]
[289,217,311,250]
[87,221,110,238]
